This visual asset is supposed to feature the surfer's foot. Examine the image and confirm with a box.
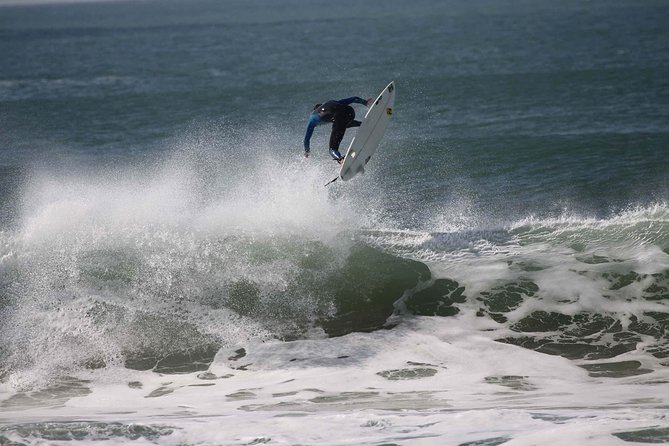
[329,148,343,162]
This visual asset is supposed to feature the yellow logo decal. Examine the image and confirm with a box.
[386,107,393,116]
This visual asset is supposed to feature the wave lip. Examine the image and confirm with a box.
[0,139,431,387]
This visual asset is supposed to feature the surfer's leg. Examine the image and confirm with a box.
[329,117,349,155]
[329,122,346,160]
[329,106,355,160]
[347,120,361,128]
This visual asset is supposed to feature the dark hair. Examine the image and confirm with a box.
[313,103,322,111]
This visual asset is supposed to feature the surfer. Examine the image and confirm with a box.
[303,96,373,163]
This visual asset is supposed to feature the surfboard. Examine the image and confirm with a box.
[339,81,395,181]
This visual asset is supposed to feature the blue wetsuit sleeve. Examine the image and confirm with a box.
[336,96,368,106]
[304,114,320,151]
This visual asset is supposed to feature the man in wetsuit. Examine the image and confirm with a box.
[303,96,372,163]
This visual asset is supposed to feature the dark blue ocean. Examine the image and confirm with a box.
[1,1,668,444]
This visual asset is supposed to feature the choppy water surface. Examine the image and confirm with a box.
[1,0,668,444]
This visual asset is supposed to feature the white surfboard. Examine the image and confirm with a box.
[339,81,395,181]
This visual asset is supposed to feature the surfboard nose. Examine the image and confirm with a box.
[338,81,395,181]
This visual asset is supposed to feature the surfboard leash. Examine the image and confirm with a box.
[324,176,338,187]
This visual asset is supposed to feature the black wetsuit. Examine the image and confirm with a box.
[303,96,368,158]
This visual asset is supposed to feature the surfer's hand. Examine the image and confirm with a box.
[304,150,310,158]
[366,97,373,106]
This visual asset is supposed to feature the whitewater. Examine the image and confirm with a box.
[0,137,667,444]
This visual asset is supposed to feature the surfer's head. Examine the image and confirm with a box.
[313,103,322,111]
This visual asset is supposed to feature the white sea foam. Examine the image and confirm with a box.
[1,135,668,444]
[2,318,668,445]
[1,130,368,389]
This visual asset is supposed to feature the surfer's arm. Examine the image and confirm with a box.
[336,96,370,106]
[303,114,321,151]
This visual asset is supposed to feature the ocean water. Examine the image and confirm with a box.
[1,0,668,444]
